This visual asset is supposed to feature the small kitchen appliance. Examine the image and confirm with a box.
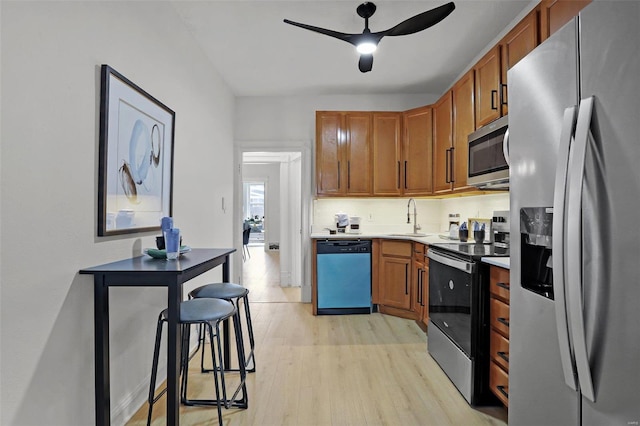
[491,210,510,249]
[348,216,361,233]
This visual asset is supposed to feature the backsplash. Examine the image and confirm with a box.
[312,193,509,234]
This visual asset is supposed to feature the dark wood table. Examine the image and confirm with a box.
[80,248,236,426]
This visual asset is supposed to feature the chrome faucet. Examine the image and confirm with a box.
[407,198,421,234]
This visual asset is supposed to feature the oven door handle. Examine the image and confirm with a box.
[427,250,476,273]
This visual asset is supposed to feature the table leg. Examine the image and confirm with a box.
[166,279,182,425]
[222,255,231,368]
[94,275,110,426]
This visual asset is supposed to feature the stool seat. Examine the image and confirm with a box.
[190,282,249,300]
[190,282,256,373]
[147,297,247,426]
[161,298,235,324]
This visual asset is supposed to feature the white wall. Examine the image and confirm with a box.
[0,2,235,425]
[235,94,440,144]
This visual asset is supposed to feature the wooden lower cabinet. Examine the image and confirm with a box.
[489,265,510,407]
[378,240,417,320]
[412,243,429,331]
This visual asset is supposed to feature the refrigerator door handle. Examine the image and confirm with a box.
[566,96,596,402]
[502,128,510,166]
[552,105,579,391]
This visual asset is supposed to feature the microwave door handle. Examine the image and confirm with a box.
[502,128,510,166]
[566,96,596,402]
[552,105,579,392]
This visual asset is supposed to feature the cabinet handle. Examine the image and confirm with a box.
[445,148,451,183]
[449,147,455,183]
[497,317,510,327]
[497,385,509,399]
[421,269,426,307]
[405,264,409,295]
[500,83,508,106]
[404,160,408,189]
[417,268,422,305]
[491,89,498,110]
[397,161,401,189]
[496,282,510,291]
[337,161,341,189]
[347,161,351,190]
[497,351,509,363]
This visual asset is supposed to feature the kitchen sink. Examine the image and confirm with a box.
[388,233,429,237]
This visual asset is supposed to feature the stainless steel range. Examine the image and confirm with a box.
[427,242,508,405]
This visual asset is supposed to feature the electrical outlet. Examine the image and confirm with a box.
[368,213,374,221]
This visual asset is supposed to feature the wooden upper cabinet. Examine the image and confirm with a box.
[452,70,476,191]
[372,112,402,196]
[403,106,433,195]
[432,91,453,194]
[315,111,372,196]
[540,0,591,42]
[344,112,372,195]
[316,111,343,195]
[474,46,502,128]
[500,8,539,115]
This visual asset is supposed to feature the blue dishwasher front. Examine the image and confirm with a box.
[316,240,372,315]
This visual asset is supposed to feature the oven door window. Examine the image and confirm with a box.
[429,258,473,356]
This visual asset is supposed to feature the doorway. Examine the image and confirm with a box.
[238,150,306,303]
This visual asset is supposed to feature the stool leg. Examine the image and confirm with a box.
[147,314,164,426]
[242,295,256,372]
[228,310,248,408]
[207,322,224,426]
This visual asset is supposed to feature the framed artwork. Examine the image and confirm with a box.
[98,65,175,236]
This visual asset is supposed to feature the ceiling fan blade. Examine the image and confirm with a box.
[358,54,374,73]
[283,19,359,45]
[380,2,455,37]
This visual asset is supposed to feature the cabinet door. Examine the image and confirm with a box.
[540,0,591,42]
[432,92,453,194]
[344,112,372,195]
[412,258,429,329]
[380,256,411,310]
[474,46,502,127]
[452,70,476,191]
[403,106,433,195]
[316,112,344,195]
[372,112,402,196]
[500,9,539,115]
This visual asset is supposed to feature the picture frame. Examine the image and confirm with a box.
[98,65,175,236]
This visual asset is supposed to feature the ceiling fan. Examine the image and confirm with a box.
[283,2,456,73]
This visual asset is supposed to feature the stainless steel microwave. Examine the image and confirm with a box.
[467,115,509,189]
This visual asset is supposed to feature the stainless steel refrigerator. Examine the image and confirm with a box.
[508,1,640,425]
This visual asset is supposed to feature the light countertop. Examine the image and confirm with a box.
[311,231,446,245]
[481,257,510,269]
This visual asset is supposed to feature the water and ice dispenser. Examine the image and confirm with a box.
[520,208,554,299]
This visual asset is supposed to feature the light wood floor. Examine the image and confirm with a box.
[127,248,507,426]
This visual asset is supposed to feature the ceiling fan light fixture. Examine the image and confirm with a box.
[356,41,377,54]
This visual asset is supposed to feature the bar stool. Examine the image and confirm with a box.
[189,282,256,373]
[146,298,248,426]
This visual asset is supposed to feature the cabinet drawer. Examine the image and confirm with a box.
[490,360,509,407]
[490,298,510,337]
[490,266,510,300]
[490,329,509,372]
[381,240,412,257]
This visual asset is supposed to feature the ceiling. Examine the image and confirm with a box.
[171,0,534,97]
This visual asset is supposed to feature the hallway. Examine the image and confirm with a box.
[242,246,301,303]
